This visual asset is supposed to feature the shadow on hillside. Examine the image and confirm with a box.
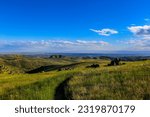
[26,65,62,74]
[26,62,83,74]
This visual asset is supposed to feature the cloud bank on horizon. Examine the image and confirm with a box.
[0,0,150,53]
[0,40,110,53]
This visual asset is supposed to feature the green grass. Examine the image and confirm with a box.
[66,60,150,100]
[0,55,80,73]
[0,70,77,100]
[0,55,150,100]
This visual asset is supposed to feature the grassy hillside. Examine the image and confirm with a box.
[0,55,150,100]
[66,60,150,100]
[0,71,75,99]
[0,55,80,73]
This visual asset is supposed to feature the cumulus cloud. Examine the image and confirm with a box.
[0,40,109,53]
[128,25,150,37]
[90,28,118,36]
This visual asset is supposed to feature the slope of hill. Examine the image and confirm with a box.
[0,54,150,100]
[0,55,80,73]
[66,60,150,100]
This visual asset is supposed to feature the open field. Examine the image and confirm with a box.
[0,55,150,100]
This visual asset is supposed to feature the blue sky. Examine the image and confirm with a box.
[0,0,150,53]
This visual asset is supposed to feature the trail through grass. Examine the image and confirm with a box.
[0,58,150,100]
[0,71,76,100]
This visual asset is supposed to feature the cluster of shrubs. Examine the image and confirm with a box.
[108,58,121,66]
[49,55,65,59]
[85,58,125,69]
[86,64,100,68]
[58,67,73,71]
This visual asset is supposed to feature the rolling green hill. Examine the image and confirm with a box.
[0,55,150,100]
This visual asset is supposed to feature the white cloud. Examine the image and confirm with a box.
[90,28,118,36]
[76,40,108,45]
[128,25,150,37]
[124,25,150,50]
[0,40,109,52]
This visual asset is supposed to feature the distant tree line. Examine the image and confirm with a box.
[49,55,65,59]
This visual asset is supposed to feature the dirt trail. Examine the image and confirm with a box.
[54,78,71,100]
